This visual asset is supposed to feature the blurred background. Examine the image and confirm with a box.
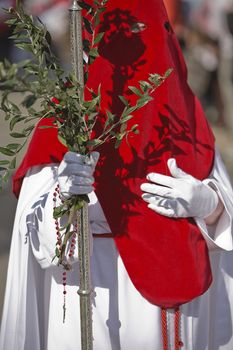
[1,0,233,320]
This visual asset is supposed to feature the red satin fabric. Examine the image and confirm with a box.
[13,0,215,308]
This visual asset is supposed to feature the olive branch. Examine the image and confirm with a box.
[0,1,172,265]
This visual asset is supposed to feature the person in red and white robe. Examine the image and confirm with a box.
[1,1,233,349]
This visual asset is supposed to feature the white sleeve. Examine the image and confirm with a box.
[18,164,110,269]
[0,164,58,350]
[195,148,233,251]
[18,164,61,269]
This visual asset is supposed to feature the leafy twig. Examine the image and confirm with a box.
[0,2,172,264]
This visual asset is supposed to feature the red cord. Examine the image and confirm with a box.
[161,308,169,350]
[175,307,184,350]
[161,307,184,350]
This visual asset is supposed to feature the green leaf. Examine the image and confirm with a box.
[15,42,33,53]
[86,112,98,121]
[0,80,16,89]
[139,80,153,92]
[83,39,91,53]
[9,157,16,170]
[16,59,32,68]
[104,110,115,128]
[10,116,25,131]
[83,96,100,110]
[9,33,29,40]
[38,125,53,129]
[55,247,60,258]
[24,65,39,74]
[148,73,168,87]
[136,95,153,108]
[128,86,142,97]
[114,136,123,149]
[0,147,15,156]
[58,135,68,147]
[23,124,34,133]
[83,17,93,35]
[120,123,127,133]
[9,115,25,131]
[74,200,85,211]
[76,134,88,145]
[86,139,102,147]
[10,132,27,138]
[78,1,92,11]
[164,68,173,78]
[63,229,75,246]
[89,47,99,58]
[53,205,68,219]
[120,114,133,123]
[94,32,104,45]
[94,15,101,27]
[6,143,21,150]
[131,124,139,134]
[2,170,10,183]
[118,95,129,106]
[0,160,10,166]
[5,18,18,25]
[9,102,20,113]
[22,94,37,108]
[45,31,52,45]
[122,106,137,117]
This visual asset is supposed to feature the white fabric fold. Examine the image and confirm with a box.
[1,150,233,350]
[194,149,233,251]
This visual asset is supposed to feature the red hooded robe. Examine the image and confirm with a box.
[13,0,215,308]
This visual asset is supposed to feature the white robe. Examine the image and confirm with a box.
[0,149,233,350]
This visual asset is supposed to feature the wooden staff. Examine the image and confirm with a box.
[69,1,93,349]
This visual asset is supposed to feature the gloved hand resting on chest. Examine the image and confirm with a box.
[141,158,219,220]
[58,151,99,198]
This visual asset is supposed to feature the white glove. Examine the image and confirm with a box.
[58,151,99,198]
[140,158,219,219]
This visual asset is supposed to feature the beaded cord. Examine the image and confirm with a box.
[53,184,78,322]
